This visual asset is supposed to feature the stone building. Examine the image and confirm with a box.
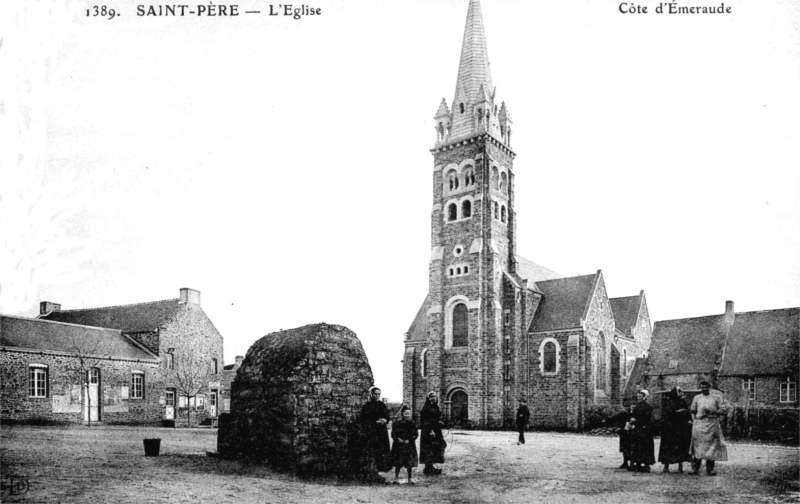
[1,288,225,425]
[626,301,799,407]
[218,323,373,475]
[402,0,652,430]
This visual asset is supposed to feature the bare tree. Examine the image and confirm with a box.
[64,329,113,428]
[169,347,210,427]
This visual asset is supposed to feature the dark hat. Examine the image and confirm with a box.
[518,398,527,403]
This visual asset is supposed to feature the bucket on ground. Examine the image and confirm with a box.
[143,438,161,457]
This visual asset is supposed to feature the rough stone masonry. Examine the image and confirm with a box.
[217,323,374,475]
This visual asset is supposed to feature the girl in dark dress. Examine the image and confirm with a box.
[658,386,693,473]
[390,406,418,484]
[419,392,446,475]
[629,389,656,472]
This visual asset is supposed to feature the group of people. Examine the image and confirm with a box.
[358,381,730,484]
[619,381,729,476]
[358,387,446,484]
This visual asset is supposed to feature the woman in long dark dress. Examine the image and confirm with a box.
[657,386,693,473]
[359,386,392,482]
[419,392,446,475]
[629,389,656,472]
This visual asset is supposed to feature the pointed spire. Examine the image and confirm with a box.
[443,0,506,144]
[454,0,493,110]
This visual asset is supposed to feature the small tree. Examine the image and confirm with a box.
[64,329,113,428]
[170,348,210,427]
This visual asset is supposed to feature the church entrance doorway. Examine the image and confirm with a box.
[449,389,469,427]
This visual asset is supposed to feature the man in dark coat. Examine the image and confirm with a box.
[516,398,531,445]
[419,392,446,475]
[629,389,656,472]
[359,386,391,482]
[658,386,693,473]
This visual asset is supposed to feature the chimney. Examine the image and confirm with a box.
[39,301,61,315]
[179,288,201,305]
[724,300,735,326]
[235,355,244,370]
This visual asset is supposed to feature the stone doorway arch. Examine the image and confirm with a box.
[448,389,469,427]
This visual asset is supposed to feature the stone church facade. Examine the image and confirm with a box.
[402,0,652,430]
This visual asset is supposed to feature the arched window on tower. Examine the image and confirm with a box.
[447,203,457,221]
[622,348,628,376]
[493,201,499,220]
[452,303,468,347]
[500,172,508,193]
[459,103,465,114]
[491,167,499,190]
[543,342,557,373]
[500,205,507,223]
[463,166,474,187]
[462,200,471,218]
[420,348,428,378]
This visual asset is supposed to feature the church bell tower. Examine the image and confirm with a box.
[424,0,517,428]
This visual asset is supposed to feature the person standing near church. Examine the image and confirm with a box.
[419,392,446,475]
[690,381,729,476]
[629,389,656,472]
[358,386,392,483]
[516,398,531,445]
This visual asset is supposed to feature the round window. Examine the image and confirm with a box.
[453,245,464,257]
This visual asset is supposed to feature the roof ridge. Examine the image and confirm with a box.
[55,298,180,313]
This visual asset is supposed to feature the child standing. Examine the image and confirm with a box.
[390,405,419,484]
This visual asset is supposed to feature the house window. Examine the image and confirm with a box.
[131,372,145,399]
[742,377,756,400]
[212,358,218,374]
[28,364,48,398]
[194,395,205,411]
[452,303,468,347]
[780,377,797,403]
[166,353,174,370]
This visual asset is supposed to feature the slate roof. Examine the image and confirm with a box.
[0,315,158,361]
[648,307,799,377]
[610,295,641,337]
[405,295,430,342]
[515,255,564,283]
[529,273,598,333]
[40,299,184,333]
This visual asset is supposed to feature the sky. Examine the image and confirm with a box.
[2,0,799,401]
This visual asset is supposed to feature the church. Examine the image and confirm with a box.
[402,0,652,431]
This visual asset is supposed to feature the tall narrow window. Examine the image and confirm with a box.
[212,358,218,374]
[493,201,499,219]
[780,377,797,402]
[28,364,48,398]
[462,200,471,218]
[165,352,174,370]
[742,378,755,400]
[420,348,428,378]
[501,205,507,223]
[131,372,145,399]
[500,172,508,193]
[448,203,457,221]
[452,303,468,347]
[543,342,557,373]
